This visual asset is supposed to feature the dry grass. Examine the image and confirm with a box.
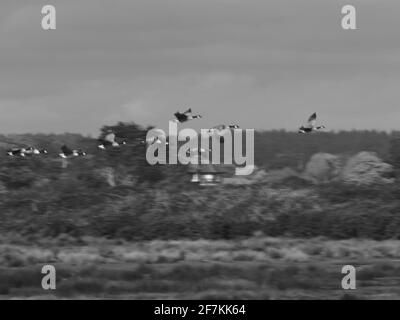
[2,237,400,267]
[1,237,400,299]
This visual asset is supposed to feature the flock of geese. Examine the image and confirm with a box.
[5,109,325,160]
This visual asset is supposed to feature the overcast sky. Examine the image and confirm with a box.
[0,0,399,136]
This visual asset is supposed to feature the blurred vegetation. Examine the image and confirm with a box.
[0,123,400,241]
[1,237,400,299]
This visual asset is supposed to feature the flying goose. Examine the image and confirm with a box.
[75,149,87,156]
[23,147,48,156]
[148,136,169,146]
[208,124,240,134]
[185,147,211,157]
[59,145,86,158]
[174,108,202,123]
[7,148,26,157]
[298,113,326,133]
[98,132,127,149]
[207,124,241,143]
[7,147,48,157]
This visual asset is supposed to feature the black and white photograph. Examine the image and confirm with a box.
[0,0,400,306]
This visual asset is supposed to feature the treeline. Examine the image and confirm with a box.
[254,130,400,170]
[0,123,400,242]
[1,127,399,170]
[1,180,400,241]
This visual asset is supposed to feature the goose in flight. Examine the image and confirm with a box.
[207,124,240,134]
[207,124,240,143]
[145,128,169,146]
[148,136,169,146]
[24,147,48,156]
[59,145,86,158]
[75,149,87,156]
[298,113,326,133]
[7,148,26,157]
[7,147,47,157]
[185,147,211,157]
[98,132,127,150]
[174,108,202,123]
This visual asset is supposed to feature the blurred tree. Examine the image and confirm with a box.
[341,152,394,185]
[303,153,342,184]
[389,135,400,173]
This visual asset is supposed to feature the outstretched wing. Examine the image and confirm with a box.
[183,108,192,115]
[306,113,317,127]
[61,145,72,155]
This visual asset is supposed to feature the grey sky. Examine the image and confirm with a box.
[0,0,399,136]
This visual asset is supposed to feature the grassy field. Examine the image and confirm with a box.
[0,236,400,299]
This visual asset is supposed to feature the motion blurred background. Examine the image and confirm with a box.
[1,0,400,299]
[1,127,400,299]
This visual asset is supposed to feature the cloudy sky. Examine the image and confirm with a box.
[0,0,399,136]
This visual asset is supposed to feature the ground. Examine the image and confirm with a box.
[0,237,399,299]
